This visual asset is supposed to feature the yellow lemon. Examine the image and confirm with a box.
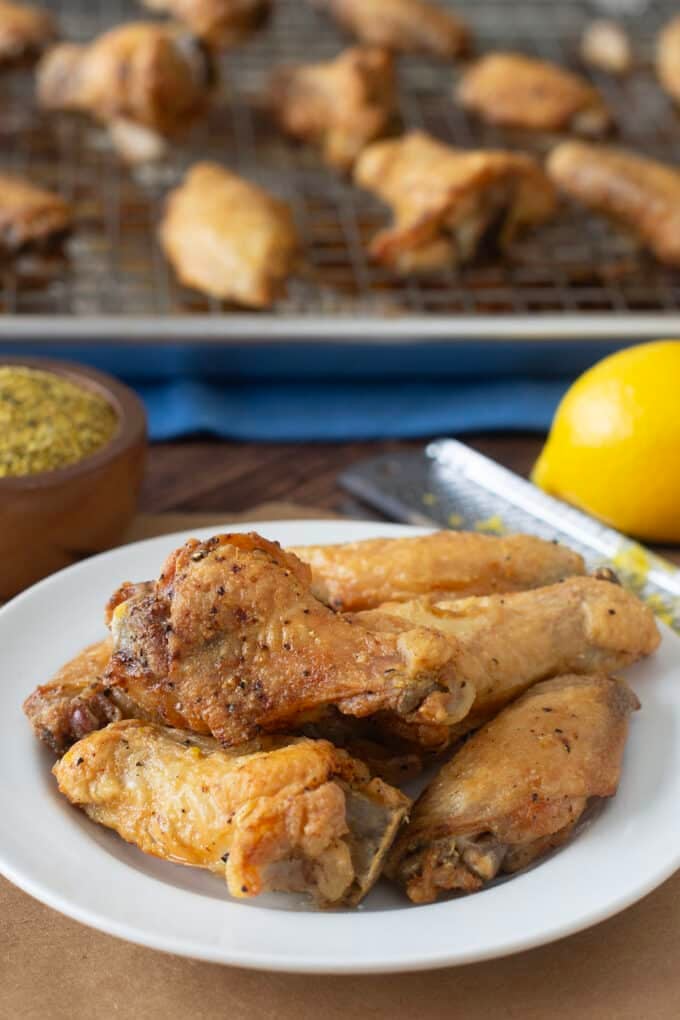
[532,340,680,542]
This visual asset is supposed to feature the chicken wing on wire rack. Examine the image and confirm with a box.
[3,0,680,324]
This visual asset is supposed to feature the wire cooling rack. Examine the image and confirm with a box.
[3,0,680,341]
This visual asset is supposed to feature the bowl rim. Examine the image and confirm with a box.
[0,356,147,490]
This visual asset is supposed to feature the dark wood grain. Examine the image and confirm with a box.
[140,435,680,564]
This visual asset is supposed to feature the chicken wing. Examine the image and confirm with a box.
[159,163,299,308]
[580,20,631,76]
[0,173,71,254]
[142,0,270,48]
[547,141,680,268]
[457,53,611,136]
[269,46,396,172]
[657,16,680,107]
[36,22,215,161]
[359,574,659,749]
[0,0,54,64]
[104,533,472,746]
[22,638,154,755]
[353,131,556,272]
[311,0,469,59]
[386,674,639,903]
[289,530,585,612]
[54,721,410,906]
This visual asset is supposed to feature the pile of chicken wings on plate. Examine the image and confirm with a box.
[3,0,680,305]
[24,528,660,908]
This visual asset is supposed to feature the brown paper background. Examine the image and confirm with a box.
[3,505,679,1020]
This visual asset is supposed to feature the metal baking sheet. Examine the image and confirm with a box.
[340,438,680,633]
[3,0,680,344]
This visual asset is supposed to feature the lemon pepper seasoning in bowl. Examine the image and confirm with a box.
[0,366,119,477]
[0,357,146,599]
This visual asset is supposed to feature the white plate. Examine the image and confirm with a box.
[1,519,679,974]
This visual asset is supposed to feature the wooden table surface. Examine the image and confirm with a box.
[140,434,680,564]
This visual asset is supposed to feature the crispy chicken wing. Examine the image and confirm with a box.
[457,53,611,136]
[353,131,556,272]
[359,575,659,749]
[547,141,680,268]
[387,674,639,903]
[22,638,153,755]
[104,533,472,746]
[54,721,409,906]
[311,0,469,59]
[0,0,54,64]
[159,163,299,308]
[142,0,270,48]
[657,16,680,107]
[37,22,215,161]
[269,46,396,172]
[0,173,71,254]
[289,530,585,612]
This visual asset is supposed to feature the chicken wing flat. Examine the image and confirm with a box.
[289,530,585,612]
[104,533,472,746]
[386,674,639,903]
[457,53,611,136]
[142,0,270,48]
[547,141,680,268]
[359,575,659,749]
[0,173,71,254]
[657,16,680,107]
[37,22,215,160]
[54,721,410,906]
[353,131,556,272]
[312,0,469,59]
[269,46,396,172]
[159,163,299,308]
[0,0,54,64]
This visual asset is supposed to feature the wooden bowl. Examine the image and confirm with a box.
[0,357,147,600]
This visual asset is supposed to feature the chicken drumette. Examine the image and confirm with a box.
[311,0,469,60]
[387,673,639,903]
[159,163,300,308]
[142,0,270,48]
[103,533,472,746]
[290,528,584,612]
[54,721,410,906]
[0,0,55,64]
[36,22,216,162]
[353,131,556,273]
[358,574,659,749]
[457,53,611,136]
[547,140,680,268]
[269,46,396,172]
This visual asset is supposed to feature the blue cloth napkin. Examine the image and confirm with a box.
[136,378,570,441]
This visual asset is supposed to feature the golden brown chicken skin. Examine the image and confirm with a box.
[159,163,299,308]
[0,0,54,64]
[657,16,680,107]
[290,530,585,612]
[36,22,215,160]
[547,141,680,268]
[104,532,472,746]
[353,131,556,272]
[54,721,410,906]
[359,575,659,749]
[142,0,270,48]
[312,0,469,59]
[387,674,639,903]
[22,638,154,755]
[270,46,396,172]
[0,173,71,254]
[457,53,611,136]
